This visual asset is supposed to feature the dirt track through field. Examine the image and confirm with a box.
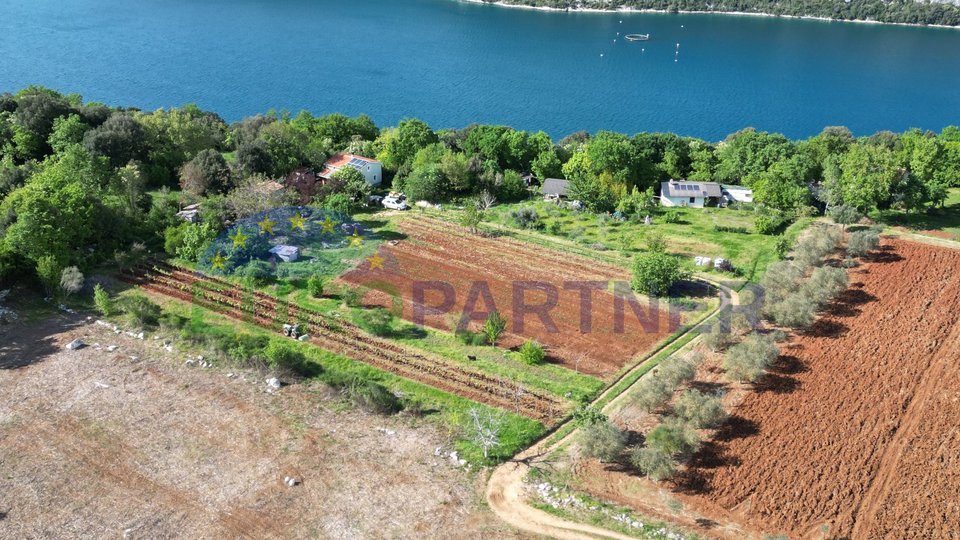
[679,239,960,538]
[342,217,682,378]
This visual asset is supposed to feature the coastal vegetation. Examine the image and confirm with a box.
[474,0,960,27]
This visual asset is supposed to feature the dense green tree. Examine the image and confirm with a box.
[47,114,90,154]
[179,148,232,195]
[82,113,147,167]
[715,128,795,185]
[377,118,438,172]
[631,251,689,296]
[838,142,902,209]
[137,105,226,185]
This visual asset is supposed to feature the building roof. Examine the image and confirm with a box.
[661,180,722,198]
[319,153,380,179]
[542,178,570,196]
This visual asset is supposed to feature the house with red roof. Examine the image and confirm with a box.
[318,153,382,187]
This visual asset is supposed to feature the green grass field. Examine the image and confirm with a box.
[479,200,811,283]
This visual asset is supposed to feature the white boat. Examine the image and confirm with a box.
[625,34,650,41]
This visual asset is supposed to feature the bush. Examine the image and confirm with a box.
[829,205,861,229]
[509,207,541,230]
[847,230,880,257]
[774,235,790,259]
[263,340,316,377]
[119,294,161,328]
[342,377,402,415]
[483,310,507,346]
[661,210,681,224]
[340,286,365,308]
[307,274,325,298]
[645,418,701,459]
[60,266,84,297]
[576,420,627,463]
[93,284,114,316]
[633,377,673,413]
[517,340,546,365]
[631,252,690,297]
[239,260,273,286]
[658,351,701,386]
[803,266,849,306]
[644,231,667,253]
[547,220,563,235]
[572,405,608,427]
[766,292,817,329]
[674,389,727,429]
[702,324,738,352]
[630,445,676,481]
[355,307,393,336]
[35,255,63,297]
[455,329,487,346]
[723,333,780,383]
[713,224,749,234]
[754,213,784,235]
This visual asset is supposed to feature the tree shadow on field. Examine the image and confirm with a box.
[824,287,877,318]
[804,319,848,339]
[865,245,903,264]
[713,415,759,443]
[689,380,728,394]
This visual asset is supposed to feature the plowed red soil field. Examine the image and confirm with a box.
[679,239,960,538]
[341,217,680,378]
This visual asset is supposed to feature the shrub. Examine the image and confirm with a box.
[93,284,114,316]
[455,329,487,346]
[702,324,738,352]
[754,213,782,235]
[483,310,507,346]
[163,222,188,256]
[547,220,563,235]
[633,377,673,413]
[340,286,365,308]
[661,210,681,224]
[517,340,546,365]
[766,292,817,328]
[509,207,541,230]
[59,266,84,297]
[239,260,273,286]
[572,405,608,427]
[355,307,393,336]
[342,377,402,415]
[119,294,161,328]
[176,222,218,262]
[263,340,316,377]
[645,418,701,459]
[631,251,690,297]
[775,235,790,259]
[576,420,627,463]
[723,333,780,383]
[847,230,880,257]
[658,351,701,387]
[713,225,749,234]
[829,205,861,229]
[307,274,325,298]
[644,231,667,253]
[35,255,63,297]
[674,389,728,429]
[630,445,676,481]
[803,266,849,305]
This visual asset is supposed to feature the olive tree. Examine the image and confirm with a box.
[847,230,880,257]
[674,389,728,429]
[723,333,780,383]
[630,444,676,481]
[576,420,627,463]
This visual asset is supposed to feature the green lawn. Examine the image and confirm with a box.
[480,201,811,283]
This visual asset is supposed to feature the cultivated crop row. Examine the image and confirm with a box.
[120,261,567,423]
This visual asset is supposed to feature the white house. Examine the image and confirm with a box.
[720,185,754,206]
[659,181,722,208]
[319,153,382,187]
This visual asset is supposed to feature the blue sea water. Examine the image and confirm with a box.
[1,0,958,140]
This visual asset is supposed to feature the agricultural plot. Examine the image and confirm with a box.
[676,239,960,538]
[341,217,698,378]
[119,261,568,424]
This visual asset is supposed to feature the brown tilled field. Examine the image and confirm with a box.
[675,239,960,538]
[341,217,683,378]
[0,315,519,539]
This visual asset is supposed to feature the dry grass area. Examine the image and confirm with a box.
[0,313,520,539]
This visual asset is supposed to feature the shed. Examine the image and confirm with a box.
[542,178,570,198]
[268,245,300,263]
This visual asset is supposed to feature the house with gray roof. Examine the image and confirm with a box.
[660,180,723,208]
[542,178,570,199]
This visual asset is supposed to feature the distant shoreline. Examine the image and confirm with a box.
[457,0,960,30]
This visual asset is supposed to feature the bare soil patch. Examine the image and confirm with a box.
[342,217,683,378]
[0,316,519,539]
